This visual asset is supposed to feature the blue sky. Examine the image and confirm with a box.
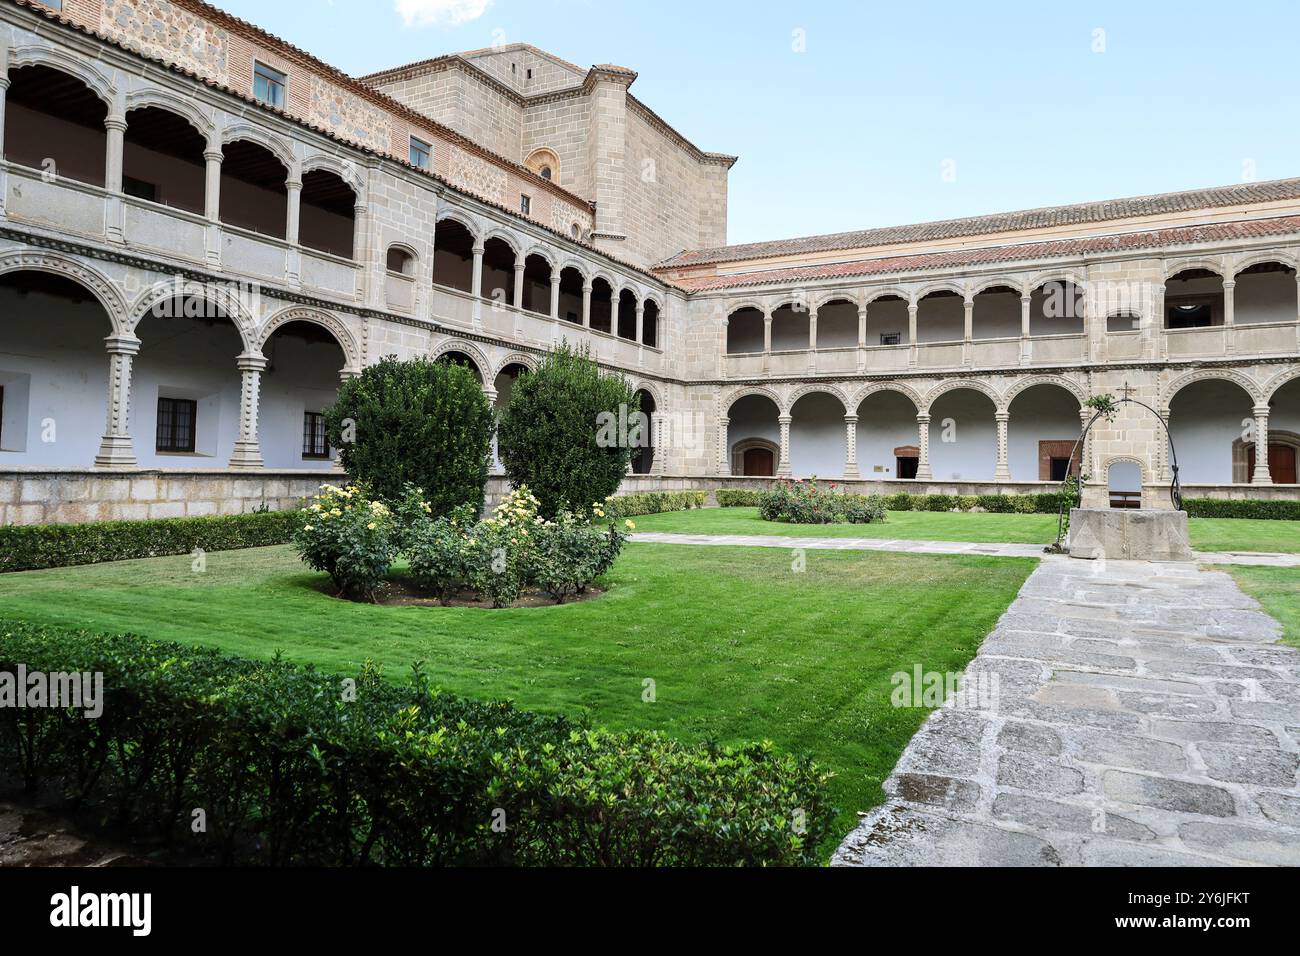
[217,0,1300,247]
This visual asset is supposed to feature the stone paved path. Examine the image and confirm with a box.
[631,532,1300,567]
[832,556,1300,866]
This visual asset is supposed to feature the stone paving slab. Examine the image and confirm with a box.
[832,556,1300,867]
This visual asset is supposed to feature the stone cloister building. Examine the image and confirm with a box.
[0,0,1297,524]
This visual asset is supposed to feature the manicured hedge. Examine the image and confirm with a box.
[1181,497,1300,521]
[717,489,765,508]
[604,490,706,518]
[0,621,835,866]
[0,511,299,574]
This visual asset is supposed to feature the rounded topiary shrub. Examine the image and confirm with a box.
[325,356,493,517]
[496,345,637,517]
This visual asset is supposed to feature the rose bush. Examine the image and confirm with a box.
[292,483,396,601]
[759,478,886,525]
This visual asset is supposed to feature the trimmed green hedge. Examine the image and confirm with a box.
[604,490,706,518]
[1182,497,1300,521]
[0,511,299,574]
[0,621,835,866]
[717,489,765,508]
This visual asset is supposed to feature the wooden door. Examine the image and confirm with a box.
[1248,444,1298,484]
[743,447,774,476]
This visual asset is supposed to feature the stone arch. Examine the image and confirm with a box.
[915,279,967,302]
[124,88,214,142]
[724,298,768,319]
[430,338,490,380]
[1002,374,1087,408]
[642,291,666,312]
[1263,366,1300,403]
[1163,368,1263,408]
[811,289,861,311]
[524,147,560,181]
[492,351,539,379]
[850,381,923,413]
[1026,269,1088,292]
[257,306,361,372]
[631,379,666,410]
[969,275,1027,297]
[481,227,523,258]
[435,207,484,243]
[784,383,849,416]
[556,258,591,283]
[864,286,914,306]
[922,378,1003,413]
[0,251,127,333]
[1163,257,1226,281]
[521,244,557,270]
[301,153,363,198]
[127,279,257,351]
[723,385,782,415]
[589,269,620,293]
[219,123,295,171]
[1232,251,1299,277]
[8,44,115,106]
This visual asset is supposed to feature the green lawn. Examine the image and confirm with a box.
[634,507,1061,543]
[633,506,1300,553]
[0,541,1034,853]
[1228,566,1300,648]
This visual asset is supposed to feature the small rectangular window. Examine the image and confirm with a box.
[156,397,197,453]
[880,332,901,346]
[520,194,531,215]
[303,412,330,459]
[253,62,287,109]
[409,136,431,171]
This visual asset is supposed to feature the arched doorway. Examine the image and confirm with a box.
[728,394,779,476]
[855,388,919,480]
[631,389,656,474]
[259,321,347,469]
[1008,384,1083,481]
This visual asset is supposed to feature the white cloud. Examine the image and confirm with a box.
[395,0,493,28]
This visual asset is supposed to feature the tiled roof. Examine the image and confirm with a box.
[658,179,1300,269]
[670,215,1300,293]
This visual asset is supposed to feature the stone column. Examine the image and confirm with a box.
[718,415,730,475]
[1019,293,1032,364]
[581,282,592,328]
[1157,406,1172,483]
[0,71,9,219]
[285,177,302,245]
[994,410,1012,481]
[962,296,974,366]
[549,273,561,320]
[1078,406,1094,481]
[229,352,268,470]
[777,414,792,477]
[856,304,867,371]
[635,300,645,344]
[94,334,141,468]
[1252,404,1273,485]
[907,303,918,367]
[915,412,933,480]
[104,113,127,243]
[512,261,525,310]
[1223,277,1236,354]
[485,386,501,473]
[843,414,859,479]
[762,312,773,373]
[202,147,223,267]
[652,413,667,476]
[352,199,370,304]
[807,308,818,370]
[471,242,485,327]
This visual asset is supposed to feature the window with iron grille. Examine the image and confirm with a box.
[156,397,197,453]
[303,411,330,459]
[253,62,287,109]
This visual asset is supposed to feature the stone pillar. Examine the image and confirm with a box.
[204,148,223,221]
[907,303,918,367]
[1020,293,1032,364]
[549,273,561,320]
[635,300,645,344]
[718,415,730,475]
[994,410,1012,481]
[652,413,666,476]
[856,304,867,371]
[762,312,773,373]
[777,414,792,477]
[229,353,268,470]
[104,113,127,243]
[1223,277,1236,354]
[843,414,859,479]
[0,71,8,219]
[1157,406,1172,483]
[285,178,302,245]
[581,282,592,328]
[352,199,370,303]
[471,242,485,327]
[1252,404,1273,485]
[94,334,141,468]
[807,308,818,370]
[512,261,525,310]
[962,296,974,366]
[915,413,933,480]
[1078,406,1094,480]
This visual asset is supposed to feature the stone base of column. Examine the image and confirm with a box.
[228,443,265,470]
[1251,471,1274,486]
[915,465,932,481]
[843,464,860,479]
[777,464,792,478]
[994,466,1012,482]
[94,436,137,469]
